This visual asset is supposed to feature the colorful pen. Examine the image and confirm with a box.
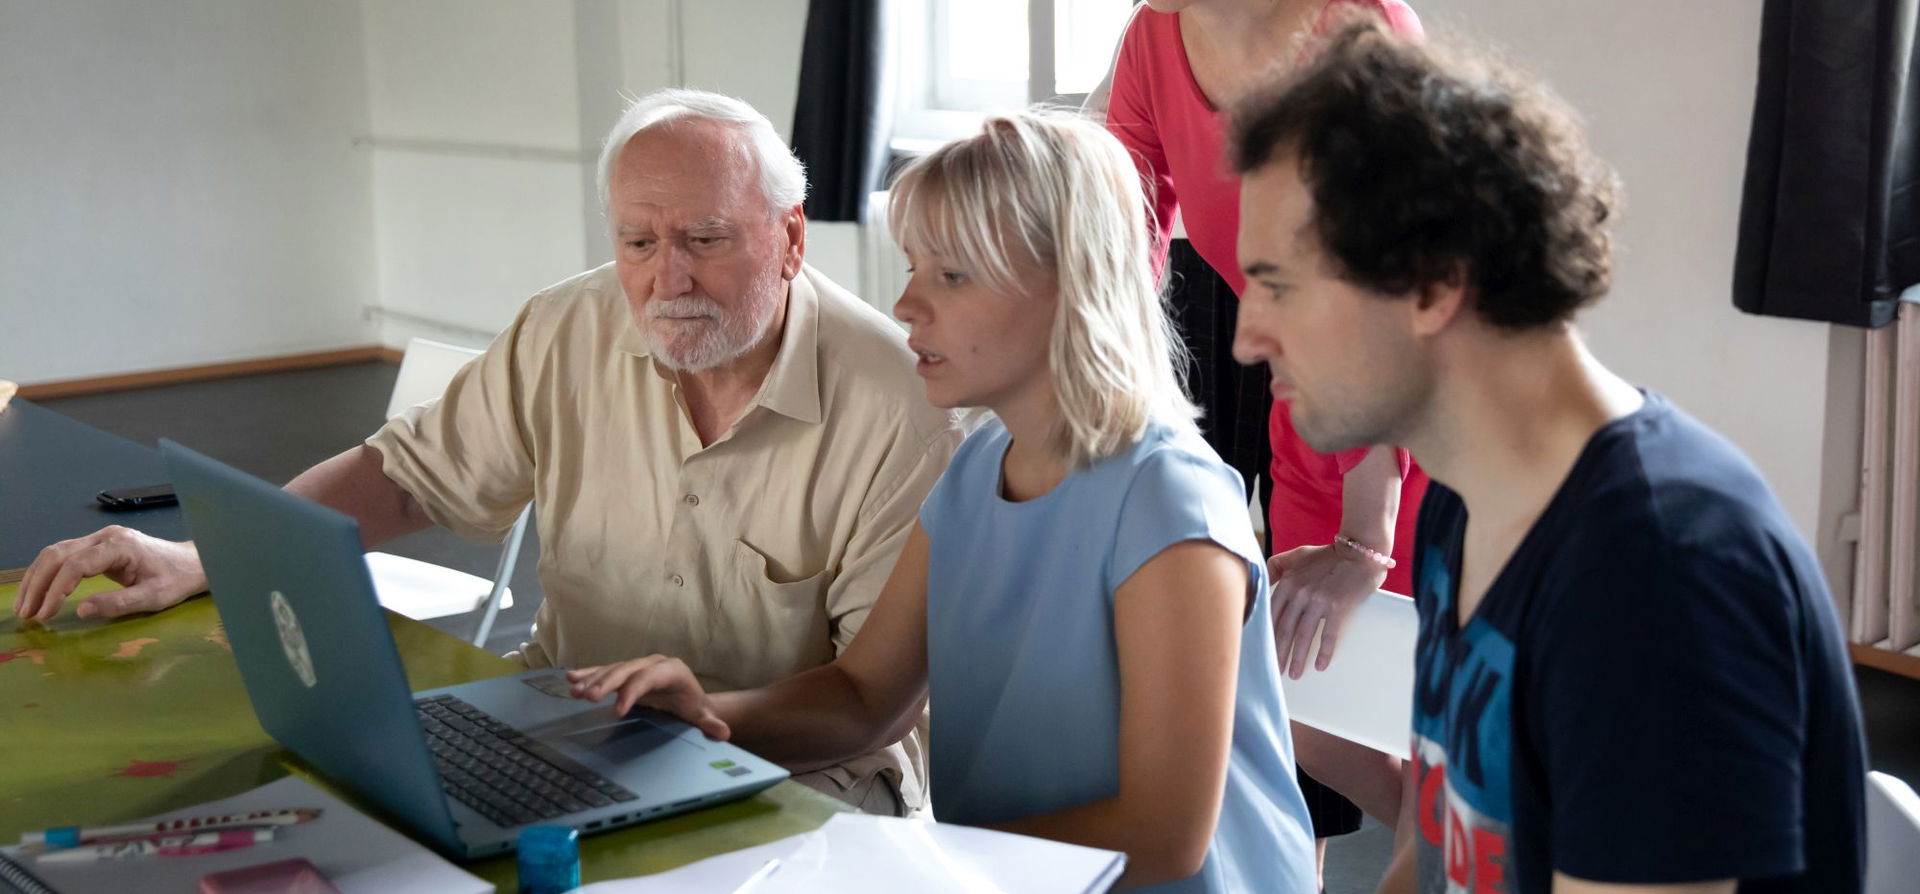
[33,829,276,863]
[22,808,319,850]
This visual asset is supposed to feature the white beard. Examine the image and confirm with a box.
[643,282,781,372]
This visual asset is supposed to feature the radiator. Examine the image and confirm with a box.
[860,191,912,321]
[1854,297,1920,654]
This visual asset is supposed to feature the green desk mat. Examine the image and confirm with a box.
[0,578,844,890]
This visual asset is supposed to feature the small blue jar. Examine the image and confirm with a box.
[517,825,581,894]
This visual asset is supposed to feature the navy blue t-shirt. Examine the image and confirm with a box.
[1408,391,1865,893]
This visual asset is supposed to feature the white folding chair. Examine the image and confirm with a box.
[364,337,530,646]
[1278,588,1418,759]
[1868,770,1920,893]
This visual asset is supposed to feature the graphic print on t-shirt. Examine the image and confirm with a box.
[1412,544,1516,894]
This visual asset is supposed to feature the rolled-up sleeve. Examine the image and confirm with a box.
[365,304,540,543]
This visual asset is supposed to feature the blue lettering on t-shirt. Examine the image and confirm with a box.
[1412,544,1517,894]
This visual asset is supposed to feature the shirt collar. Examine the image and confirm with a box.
[754,268,822,424]
[612,267,823,424]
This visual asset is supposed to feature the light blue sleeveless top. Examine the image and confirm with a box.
[920,416,1316,893]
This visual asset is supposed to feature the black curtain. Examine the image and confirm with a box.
[791,0,891,222]
[1733,0,1919,328]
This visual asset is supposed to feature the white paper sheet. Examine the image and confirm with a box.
[1279,588,1417,759]
[3,775,488,894]
[571,814,1124,894]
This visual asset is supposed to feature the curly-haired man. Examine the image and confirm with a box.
[1230,22,1866,894]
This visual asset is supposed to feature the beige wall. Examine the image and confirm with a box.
[1415,0,1848,548]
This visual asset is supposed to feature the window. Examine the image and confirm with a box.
[892,0,1136,151]
[1052,0,1134,96]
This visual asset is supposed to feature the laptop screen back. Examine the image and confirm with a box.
[161,439,463,852]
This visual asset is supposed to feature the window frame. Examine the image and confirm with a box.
[891,0,1121,152]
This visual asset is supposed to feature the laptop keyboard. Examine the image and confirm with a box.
[415,694,640,828]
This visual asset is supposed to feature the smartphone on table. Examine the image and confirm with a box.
[96,483,179,511]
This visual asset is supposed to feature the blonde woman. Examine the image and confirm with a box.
[565,111,1316,892]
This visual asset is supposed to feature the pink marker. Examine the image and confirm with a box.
[32,829,275,863]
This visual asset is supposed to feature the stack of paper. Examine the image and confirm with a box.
[0,775,487,894]
[574,813,1125,894]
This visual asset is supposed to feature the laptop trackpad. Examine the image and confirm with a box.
[540,712,685,764]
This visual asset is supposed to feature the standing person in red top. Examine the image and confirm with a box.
[1090,0,1428,877]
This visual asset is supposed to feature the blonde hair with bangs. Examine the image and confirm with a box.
[888,111,1196,469]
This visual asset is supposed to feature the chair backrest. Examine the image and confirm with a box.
[1868,770,1920,893]
[386,337,484,420]
[1278,588,1418,759]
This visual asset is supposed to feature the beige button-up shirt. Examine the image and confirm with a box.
[366,263,961,809]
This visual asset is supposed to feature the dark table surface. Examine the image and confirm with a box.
[0,399,189,570]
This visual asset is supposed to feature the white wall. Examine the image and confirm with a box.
[360,0,868,348]
[358,0,589,349]
[0,0,377,383]
[671,0,869,296]
[1,0,866,381]
[677,1,810,143]
[1414,0,1844,545]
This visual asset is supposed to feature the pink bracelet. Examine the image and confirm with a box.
[1333,534,1396,570]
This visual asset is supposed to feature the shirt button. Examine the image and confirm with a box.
[670,573,685,587]
[684,494,699,506]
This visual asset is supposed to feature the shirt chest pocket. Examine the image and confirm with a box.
[725,538,834,685]
[730,537,830,606]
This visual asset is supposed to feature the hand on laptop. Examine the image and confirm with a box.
[12,526,207,622]
[1269,543,1386,679]
[566,656,732,740]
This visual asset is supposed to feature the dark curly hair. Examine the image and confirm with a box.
[1229,20,1620,329]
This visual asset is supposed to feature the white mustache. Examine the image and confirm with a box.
[646,296,723,321]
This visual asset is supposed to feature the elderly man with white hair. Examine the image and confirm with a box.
[13,88,962,815]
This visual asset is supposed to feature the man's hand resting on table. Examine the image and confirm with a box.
[12,526,206,621]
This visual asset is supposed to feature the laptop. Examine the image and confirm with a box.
[159,440,788,860]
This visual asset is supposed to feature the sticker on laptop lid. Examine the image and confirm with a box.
[270,591,318,689]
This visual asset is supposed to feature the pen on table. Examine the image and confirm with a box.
[22,808,320,850]
[33,829,276,863]
[729,857,782,894]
